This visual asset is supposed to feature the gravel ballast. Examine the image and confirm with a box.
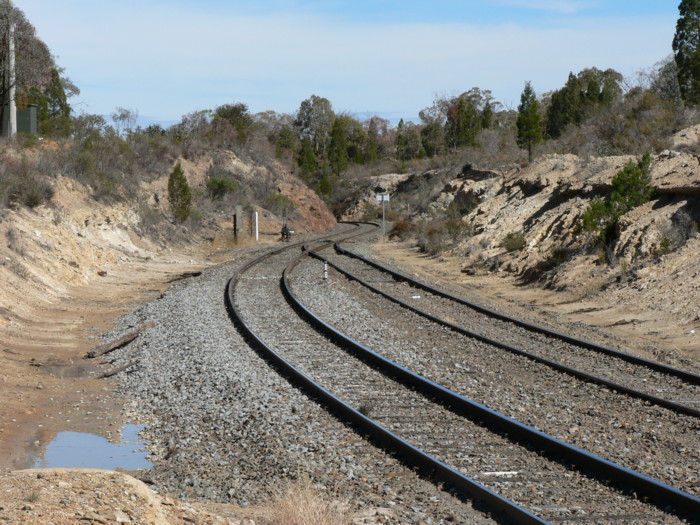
[106,245,493,524]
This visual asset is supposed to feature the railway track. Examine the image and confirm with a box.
[227,225,699,524]
[293,242,700,498]
[329,240,700,415]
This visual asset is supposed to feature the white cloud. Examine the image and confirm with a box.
[20,1,674,121]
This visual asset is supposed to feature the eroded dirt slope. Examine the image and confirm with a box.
[346,127,700,364]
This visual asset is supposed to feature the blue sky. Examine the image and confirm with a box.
[19,0,678,126]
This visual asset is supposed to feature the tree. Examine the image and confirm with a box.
[111,106,138,138]
[213,103,253,145]
[315,174,333,197]
[445,94,480,149]
[294,95,335,158]
[29,68,72,136]
[0,2,61,134]
[275,125,296,158]
[168,162,192,223]
[650,56,683,104]
[545,68,623,138]
[395,119,424,161]
[673,0,700,104]
[328,117,349,175]
[420,120,445,157]
[169,109,211,144]
[365,116,389,162]
[297,137,317,181]
[516,81,543,161]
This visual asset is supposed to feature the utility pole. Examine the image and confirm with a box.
[7,0,17,140]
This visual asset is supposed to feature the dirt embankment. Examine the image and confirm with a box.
[346,127,700,365]
[447,147,700,363]
[0,148,338,523]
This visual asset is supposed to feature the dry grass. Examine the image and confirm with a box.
[261,476,352,525]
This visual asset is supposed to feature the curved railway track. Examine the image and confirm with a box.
[226,224,700,524]
[329,241,700,415]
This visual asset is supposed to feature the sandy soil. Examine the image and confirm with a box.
[0,249,215,472]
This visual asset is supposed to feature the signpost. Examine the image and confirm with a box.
[376,193,390,240]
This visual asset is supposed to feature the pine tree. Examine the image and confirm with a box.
[516,81,543,162]
[297,138,318,181]
[168,163,192,223]
[328,117,349,175]
[673,0,700,104]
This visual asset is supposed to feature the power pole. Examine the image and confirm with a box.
[7,0,17,140]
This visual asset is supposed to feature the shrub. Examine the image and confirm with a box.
[168,162,192,222]
[389,218,414,240]
[0,155,54,209]
[538,245,572,271]
[264,191,296,217]
[501,231,526,252]
[415,217,471,255]
[359,202,379,221]
[581,152,654,244]
[261,476,351,525]
[5,176,54,209]
[206,176,238,200]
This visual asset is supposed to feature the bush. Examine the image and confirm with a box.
[206,176,238,200]
[168,162,192,222]
[389,218,415,240]
[538,245,572,271]
[264,191,296,217]
[581,152,654,244]
[415,217,471,255]
[0,155,54,209]
[501,231,526,252]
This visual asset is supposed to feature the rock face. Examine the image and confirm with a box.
[345,139,700,346]
[451,151,700,279]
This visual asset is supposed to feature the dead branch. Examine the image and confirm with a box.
[85,323,153,359]
[99,361,137,379]
[165,271,202,283]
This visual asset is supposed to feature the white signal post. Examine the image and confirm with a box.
[254,211,259,242]
[376,193,390,240]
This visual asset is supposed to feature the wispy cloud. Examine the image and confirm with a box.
[497,0,598,15]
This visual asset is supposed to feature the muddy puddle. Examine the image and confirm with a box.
[31,424,152,470]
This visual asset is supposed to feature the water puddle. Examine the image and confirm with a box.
[33,424,153,470]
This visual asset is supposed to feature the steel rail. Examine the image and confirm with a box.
[334,242,700,385]
[225,234,548,524]
[283,248,700,520]
[309,250,700,418]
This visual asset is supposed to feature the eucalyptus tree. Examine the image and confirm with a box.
[294,95,335,158]
[0,1,65,134]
